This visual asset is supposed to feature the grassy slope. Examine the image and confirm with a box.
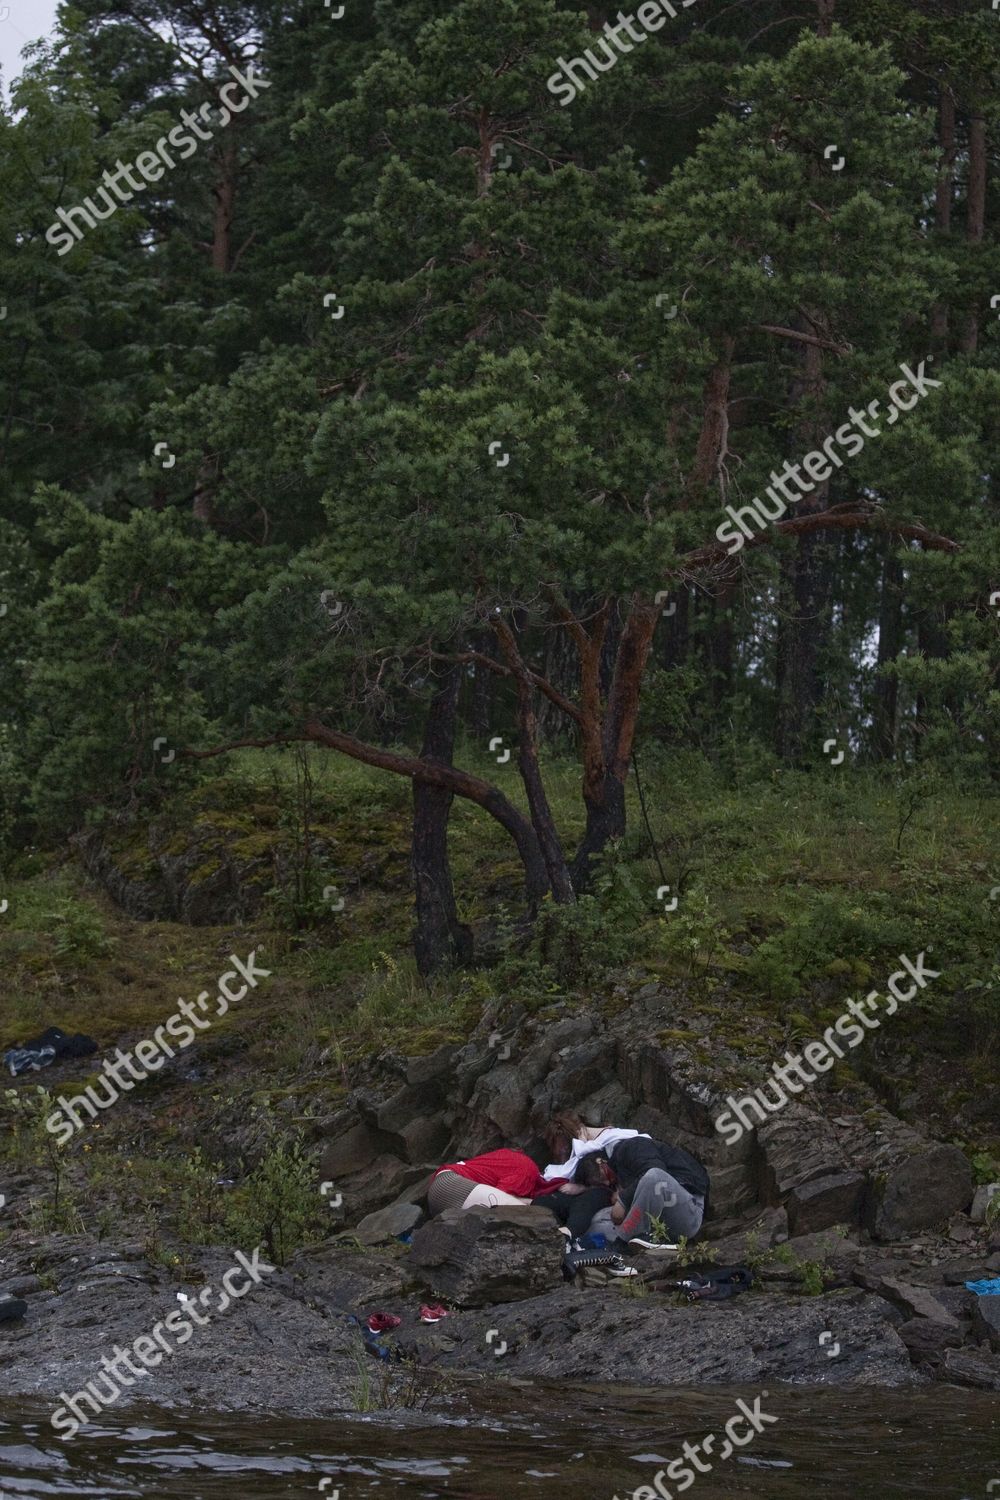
[2,746,998,1258]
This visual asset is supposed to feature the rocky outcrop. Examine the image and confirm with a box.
[318,992,973,1257]
[406,1207,564,1306]
[75,810,391,927]
[395,1280,919,1388]
[6,979,983,1411]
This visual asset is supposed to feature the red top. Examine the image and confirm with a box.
[434,1148,568,1198]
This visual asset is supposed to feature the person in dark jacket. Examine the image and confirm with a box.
[576,1137,709,1245]
[532,1182,615,1240]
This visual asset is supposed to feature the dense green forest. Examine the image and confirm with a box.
[2,7,1000,1457]
[1,0,998,977]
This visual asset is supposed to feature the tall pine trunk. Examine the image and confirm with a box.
[411,667,474,976]
[774,334,836,761]
[872,544,904,761]
[960,109,987,355]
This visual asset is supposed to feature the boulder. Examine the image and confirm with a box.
[873,1277,961,1326]
[757,1110,849,1205]
[306,1105,357,1143]
[617,1043,720,1135]
[865,1142,974,1241]
[703,1161,757,1221]
[786,1171,866,1236]
[971,1183,1000,1224]
[972,1295,1000,1352]
[574,1080,635,1128]
[469,1065,531,1139]
[374,1080,448,1135]
[335,1154,416,1222]
[353,1202,424,1245]
[823,1108,973,1241]
[399,1282,917,1388]
[406,1207,563,1306]
[519,1015,596,1084]
[939,1346,1000,1390]
[532,1040,610,1116]
[387,1170,436,1210]
[452,1040,500,1101]
[896,1317,963,1364]
[942,1259,993,1286]
[318,1122,394,1183]
[392,1114,452,1165]
[779,1224,857,1272]
[405,1045,460,1088]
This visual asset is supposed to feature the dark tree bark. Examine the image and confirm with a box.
[931,87,956,347]
[774,332,837,761]
[706,581,737,718]
[211,134,238,274]
[494,618,575,902]
[570,602,657,888]
[411,667,474,976]
[775,529,839,759]
[658,585,692,676]
[961,109,987,355]
[467,629,494,741]
[871,544,904,761]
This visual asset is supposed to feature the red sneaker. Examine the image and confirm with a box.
[366,1312,402,1333]
[418,1303,450,1323]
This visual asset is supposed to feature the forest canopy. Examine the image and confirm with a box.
[1,0,998,973]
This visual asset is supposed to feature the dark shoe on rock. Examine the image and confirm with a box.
[562,1247,639,1281]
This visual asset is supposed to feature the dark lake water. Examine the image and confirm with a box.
[0,1382,997,1499]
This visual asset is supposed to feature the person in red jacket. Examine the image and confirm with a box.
[428,1148,569,1215]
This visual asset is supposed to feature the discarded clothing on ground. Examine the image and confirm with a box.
[4,1026,98,1077]
[655,1266,754,1302]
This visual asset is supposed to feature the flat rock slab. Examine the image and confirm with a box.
[353,1202,424,1246]
[399,1285,919,1388]
[0,1241,370,1419]
[874,1277,961,1327]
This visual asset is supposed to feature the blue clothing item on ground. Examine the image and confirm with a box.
[4,1026,97,1077]
[346,1314,398,1360]
[965,1278,1000,1296]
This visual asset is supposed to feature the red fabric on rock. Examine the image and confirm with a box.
[433,1148,568,1198]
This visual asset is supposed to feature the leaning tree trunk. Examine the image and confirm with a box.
[411,666,474,976]
[493,619,575,903]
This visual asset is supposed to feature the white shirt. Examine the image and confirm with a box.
[542,1126,650,1181]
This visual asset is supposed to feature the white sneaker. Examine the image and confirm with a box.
[629,1239,680,1254]
[607,1257,640,1277]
